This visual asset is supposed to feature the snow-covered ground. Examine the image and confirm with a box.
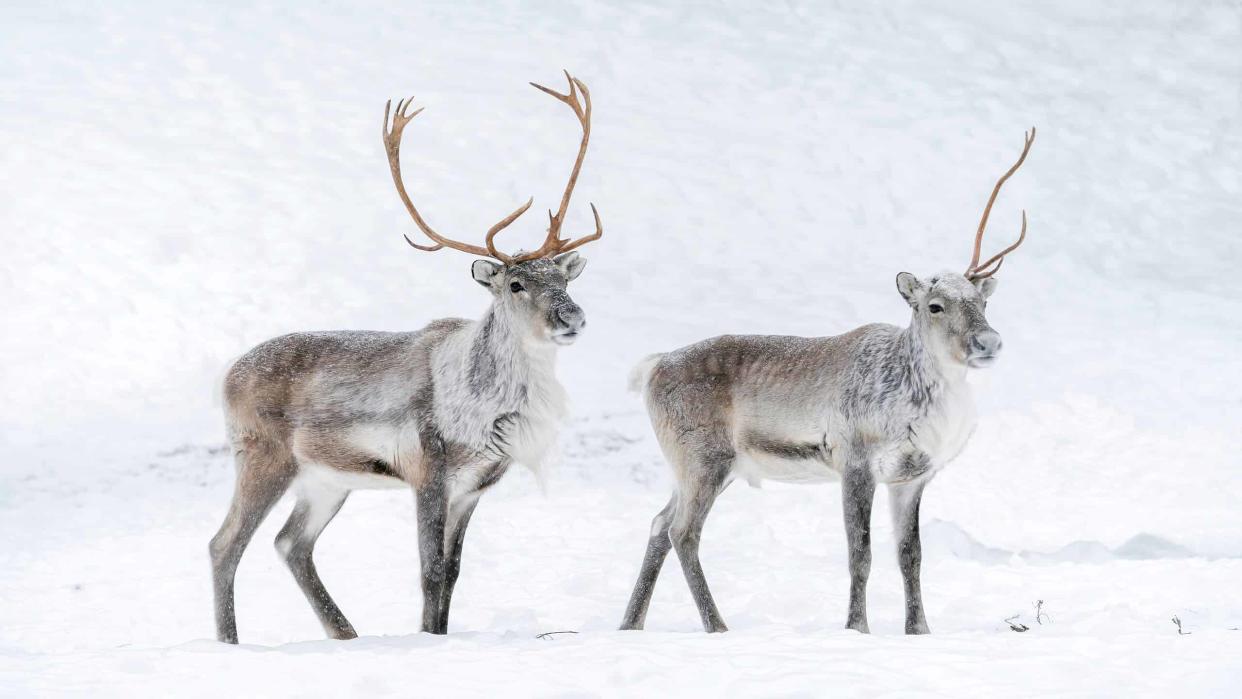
[2,1,1240,696]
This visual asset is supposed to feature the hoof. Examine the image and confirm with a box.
[845,620,870,634]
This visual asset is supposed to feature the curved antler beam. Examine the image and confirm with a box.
[966,127,1035,280]
[509,71,602,264]
[382,97,533,263]
[382,73,603,265]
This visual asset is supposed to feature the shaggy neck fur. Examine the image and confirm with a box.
[435,300,567,469]
[892,316,967,413]
[466,302,556,400]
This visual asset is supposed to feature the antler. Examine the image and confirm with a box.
[381,72,603,266]
[382,97,533,263]
[966,127,1036,280]
[510,70,603,263]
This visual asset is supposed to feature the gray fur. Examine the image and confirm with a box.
[621,271,1004,634]
[274,489,355,639]
[890,479,929,634]
[209,254,587,643]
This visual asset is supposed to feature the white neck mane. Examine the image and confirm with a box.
[431,303,568,470]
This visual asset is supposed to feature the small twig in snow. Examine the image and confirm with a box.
[1034,599,1051,625]
[536,630,579,640]
[1004,615,1030,633]
[1172,616,1190,635]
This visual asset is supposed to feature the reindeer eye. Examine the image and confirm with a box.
[509,281,524,294]
[928,303,944,314]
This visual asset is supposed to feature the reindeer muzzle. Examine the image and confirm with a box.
[550,303,586,345]
[966,329,1003,367]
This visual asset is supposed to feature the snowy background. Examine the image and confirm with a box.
[2,0,1241,695]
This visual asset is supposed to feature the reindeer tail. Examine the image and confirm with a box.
[627,353,664,396]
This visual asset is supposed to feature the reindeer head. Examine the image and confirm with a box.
[381,71,602,346]
[471,253,587,345]
[897,128,1035,369]
[897,272,1001,368]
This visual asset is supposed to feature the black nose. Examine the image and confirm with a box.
[556,304,585,330]
[970,331,1002,355]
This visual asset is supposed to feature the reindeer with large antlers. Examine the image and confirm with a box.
[209,72,602,643]
[621,129,1036,635]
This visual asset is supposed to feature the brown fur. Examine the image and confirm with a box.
[222,319,466,487]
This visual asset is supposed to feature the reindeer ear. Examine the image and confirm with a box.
[554,251,587,281]
[975,277,998,299]
[895,272,926,308]
[472,260,502,289]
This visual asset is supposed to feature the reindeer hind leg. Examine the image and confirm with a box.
[620,494,677,630]
[274,482,357,640]
[209,437,295,644]
[669,446,733,633]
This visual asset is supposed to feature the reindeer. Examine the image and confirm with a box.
[209,72,602,644]
[620,129,1035,635]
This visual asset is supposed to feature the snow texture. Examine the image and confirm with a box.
[2,0,1241,696]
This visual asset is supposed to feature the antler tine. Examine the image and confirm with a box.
[971,210,1026,278]
[485,196,535,259]
[403,234,443,252]
[554,202,603,255]
[966,127,1035,278]
[382,95,536,263]
[511,71,601,263]
[970,256,1005,281]
[529,71,584,116]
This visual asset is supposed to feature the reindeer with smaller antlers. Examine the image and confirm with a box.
[621,129,1036,635]
[209,72,601,643]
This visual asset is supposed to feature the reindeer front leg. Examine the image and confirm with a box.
[415,470,449,634]
[842,460,876,633]
[436,495,480,633]
[890,479,930,634]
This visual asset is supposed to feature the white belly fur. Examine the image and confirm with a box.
[297,461,409,492]
[734,448,841,487]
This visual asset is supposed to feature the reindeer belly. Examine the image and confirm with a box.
[735,453,841,485]
[734,430,841,486]
[291,422,420,490]
[297,460,411,491]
